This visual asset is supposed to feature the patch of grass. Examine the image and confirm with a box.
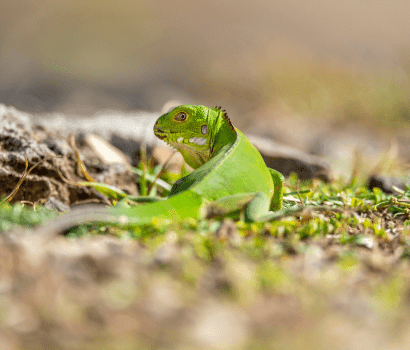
[0,202,57,233]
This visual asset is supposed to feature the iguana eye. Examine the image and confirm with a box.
[174,112,187,121]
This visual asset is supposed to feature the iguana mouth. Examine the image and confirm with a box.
[154,128,179,140]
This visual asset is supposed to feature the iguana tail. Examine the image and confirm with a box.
[39,191,206,235]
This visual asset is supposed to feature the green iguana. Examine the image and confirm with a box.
[45,105,284,232]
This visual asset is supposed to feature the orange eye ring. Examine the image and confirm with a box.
[174,112,187,121]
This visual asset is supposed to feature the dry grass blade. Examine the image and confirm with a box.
[2,155,60,203]
[55,166,79,186]
[1,156,29,203]
[296,180,305,208]
[70,134,95,182]
[346,147,360,187]
[20,200,35,207]
[285,181,305,206]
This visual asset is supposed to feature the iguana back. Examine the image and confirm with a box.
[169,129,274,202]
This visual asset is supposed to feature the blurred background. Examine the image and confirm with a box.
[1,0,410,174]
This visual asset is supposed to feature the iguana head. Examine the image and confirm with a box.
[154,105,236,169]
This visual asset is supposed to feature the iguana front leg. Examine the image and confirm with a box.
[268,168,284,211]
[204,192,271,222]
[204,166,284,222]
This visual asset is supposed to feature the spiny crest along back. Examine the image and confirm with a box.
[212,106,235,131]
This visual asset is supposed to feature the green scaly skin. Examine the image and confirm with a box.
[44,105,284,233]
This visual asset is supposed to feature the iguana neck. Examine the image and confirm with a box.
[173,109,237,169]
[209,110,237,158]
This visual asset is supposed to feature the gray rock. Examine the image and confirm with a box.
[0,104,138,206]
[247,135,331,181]
[368,175,408,194]
[39,110,161,167]
[44,197,70,213]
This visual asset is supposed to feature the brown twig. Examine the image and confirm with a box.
[2,155,61,204]
[70,134,95,182]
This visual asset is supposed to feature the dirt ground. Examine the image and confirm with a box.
[2,214,410,350]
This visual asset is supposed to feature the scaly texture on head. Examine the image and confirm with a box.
[154,105,237,169]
